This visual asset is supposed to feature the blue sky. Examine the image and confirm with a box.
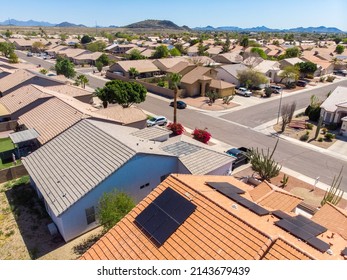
[1,0,347,31]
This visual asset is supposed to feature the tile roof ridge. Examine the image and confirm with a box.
[255,180,304,203]
[170,174,273,243]
[266,236,316,260]
[324,202,347,218]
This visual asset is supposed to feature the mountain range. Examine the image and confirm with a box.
[0,18,344,33]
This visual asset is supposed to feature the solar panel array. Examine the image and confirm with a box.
[135,187,196,246]
[274,214,329,252]
[206,182,270,216]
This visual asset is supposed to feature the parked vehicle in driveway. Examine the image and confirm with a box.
[333,69,347,76]
[146,116,168,127]
[170,100,187,109]
[235,87,252,97]
[296,80,308,87]
[226,147,250,170]
[269,85,283,94]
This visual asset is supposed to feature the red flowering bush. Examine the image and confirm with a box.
[167,122,185,135]
[192,128,211,144]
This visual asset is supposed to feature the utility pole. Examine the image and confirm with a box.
[276,89,283,124]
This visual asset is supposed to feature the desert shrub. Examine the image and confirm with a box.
[319,76,326,82]
[167,122,185,135]
[306,73,314,79]
[318,137,323,142]
[306,123,313,130]
[326,75,336,82]
[324,133,335,141]
[308,107,321,121]
[157,80,165,87]
[321,128,327,134]
[192,128,211,144]
[300,134,309,141]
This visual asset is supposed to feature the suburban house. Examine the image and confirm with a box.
[216,64,249,86]
[72,51,104,65]
[320,86,347,127]
[212,52,243,64]
[23,119,233,241]
[279,57,304,69]
[340,116,347,137]
[106,60,160,80]
[166,61,196,76]
[80,174,347,260]
[253,60,281,83]
[153,57,189,72]
[105,43,137,54]
[180,66,217,97]
[301,51,334,76]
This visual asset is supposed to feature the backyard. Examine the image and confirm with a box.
[0,137,20,169]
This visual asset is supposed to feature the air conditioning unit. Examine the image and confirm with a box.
[47,222,58,236]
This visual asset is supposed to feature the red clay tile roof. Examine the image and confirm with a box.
[250,181,303,212]
[262,238,313,260]
[312,202,347,240]
[80,175,347,260]
[81,175,272,260]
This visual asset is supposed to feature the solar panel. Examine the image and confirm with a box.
[306,221,327,234]
[249,204,270,216]
[271,210,292,220]
[275,219,298,232]
[206,182,245,194]
[341,247,347,256]
[307,237,330,253]
[301,224,326,236]
[135,187,196,246]
[290,227,314,241]
[290,217,308,227]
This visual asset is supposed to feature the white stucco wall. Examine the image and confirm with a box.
[216,68,239,85]
[57,153,178,241]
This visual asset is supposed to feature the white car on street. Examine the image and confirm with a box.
[236,87,252,97]
[146,116,168,127]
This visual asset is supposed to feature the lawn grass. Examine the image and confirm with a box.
[0,159,21,170]
[0,138,14,153]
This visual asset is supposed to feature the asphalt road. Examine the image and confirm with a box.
[15,51,347,190]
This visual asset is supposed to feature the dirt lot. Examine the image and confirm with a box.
[273,115,337,149]
[0,177,103,260]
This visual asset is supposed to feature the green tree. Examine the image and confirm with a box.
[97,190,135,232]
[237,69,268,89]
[4,29,12,38]
[197,42,208,56]
[86,41,107,52]
[240,36,249,48]
[60,33,68,41]
[168,72,182,124]
[75,74,89,89]
[251,47,267,59]
[128,67,139,79]
[152,45,169,58]
[284,47,300,58]
[127,49,145,60]
[222,34,231,53]
[278,65,300,86]
[81,35,92,44]
[174,43,186,55]
[335,44,345,54]
[55,57,76,78]
[8,52,19,63]
[39,68,48,75]
[95,61,103,72]
[98,80,147,108]
[96,53,110,66]
[247,139,282,181]
[206,90,219,104]
[0,42,15,58]
[169,47,181,57]
[32,41,46,53]
[94,87,109,108]
[296,61,317,77]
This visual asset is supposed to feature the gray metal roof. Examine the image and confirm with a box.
[22,119,136,217]
[9,128,39,144]
[131,126,172,141]
[160,139,233,174]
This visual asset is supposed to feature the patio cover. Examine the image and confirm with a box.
[9,128,39,144]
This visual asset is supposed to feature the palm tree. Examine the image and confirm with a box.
[128,67,139,79]
[168,72,182,124]
[76,74,89,89]
[94,87,108,108]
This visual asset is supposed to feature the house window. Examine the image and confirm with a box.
[85,206,95,225]
[140,183,150,189]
